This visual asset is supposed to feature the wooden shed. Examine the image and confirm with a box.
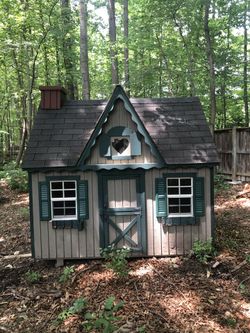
[22,85,219,265]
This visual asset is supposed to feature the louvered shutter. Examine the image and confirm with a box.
[195,177,205,217]
[78,180,89,221]
[155,177,167,217]
[39,181,50,220]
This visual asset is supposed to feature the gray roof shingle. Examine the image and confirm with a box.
[22,90,219,169]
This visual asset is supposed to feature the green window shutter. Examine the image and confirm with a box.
[155,178,167,217]
[39,181,50,221]
[99,133,111,157]
[195,177,205,217]
[78,180,89,221]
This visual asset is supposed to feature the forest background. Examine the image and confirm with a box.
[0,0,249,163]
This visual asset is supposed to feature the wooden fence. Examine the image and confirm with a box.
[214,127,250,181]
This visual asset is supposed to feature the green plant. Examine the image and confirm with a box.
[19,207,29,220]
[100,246,131,278]
[57,297,86,322]
[83,296,124,333]
[25,270,42,283]
[225,317,237,328]
[246,254,250,263]
[192,239,216,264]
[0,162,28,192]
[59,266,74,283]
[214,173,230,194]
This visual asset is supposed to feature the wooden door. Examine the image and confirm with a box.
[99,173,146,254]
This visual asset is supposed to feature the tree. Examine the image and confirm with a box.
[79,0,90,99]
[204,0,217,133]
[123,0,129,95]
[243,0,249,126]
[60,0,77,99]
[107,0,119,85]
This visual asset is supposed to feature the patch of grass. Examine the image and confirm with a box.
[19,207,29,220]
[214,174,230,195]
[25,270,42,283]
[192,239,217,264]
[0,162,28,192]
[224,317,237,328]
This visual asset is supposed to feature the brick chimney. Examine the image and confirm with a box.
[39,86,67,109]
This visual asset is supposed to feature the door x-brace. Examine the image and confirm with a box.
[107,215,142,251]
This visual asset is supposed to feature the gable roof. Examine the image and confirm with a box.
[22,85,219,170]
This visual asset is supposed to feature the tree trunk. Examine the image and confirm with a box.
[107,0,119,85]
[38,0,50,85]
[123,0,129,95]
[55,37,62,85]
[243,0,249,126]
[79,0,90,99]
[204,0,217,134]
[173,15,195,96]
[16,119,27,166]
[60,0,76,99]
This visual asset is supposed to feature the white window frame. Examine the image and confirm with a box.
[167,177,193,217]
[50,180,77,221]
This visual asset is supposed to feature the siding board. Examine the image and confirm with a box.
[145,169,154,256]
[71,229,79,258]
[48,223,57,258]
[176,226,184,255]
[63,230,72,258]
[153,169,162,256]
[183,225,192,254]
[32,173,42,258]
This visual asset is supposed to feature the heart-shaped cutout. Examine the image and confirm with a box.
[112,138,129,154]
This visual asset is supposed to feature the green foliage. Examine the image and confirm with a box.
[19,207,29,220]
[0,0,249,161]
[214,174,230,194]
[83,296,124,333]
[0,162,28,192]
[245,254,250,263]
[100,246,131,278]
[57,297,87,322]
[56,296,123,333]
[225,317,237,328]
[25,270,42,283]
[192,239,217,264]
[59,266,74,283]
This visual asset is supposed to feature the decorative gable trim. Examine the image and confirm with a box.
[99,126,141,159]
[77,85,165,168]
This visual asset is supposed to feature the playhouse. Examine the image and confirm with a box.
[22,85,219,265]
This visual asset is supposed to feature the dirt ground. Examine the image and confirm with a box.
[0,180,249,333]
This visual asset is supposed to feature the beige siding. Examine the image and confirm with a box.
[86,100,158,165]
[31,167,212,259]
[31,171,100,259]
[145,167,212,256]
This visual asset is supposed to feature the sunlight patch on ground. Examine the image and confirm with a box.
[241,302,250,319]
[215,198,250,211]
[159,292,201,313]
[130,265,154,277]
[0,314,16,325]
[238,198,250,208]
